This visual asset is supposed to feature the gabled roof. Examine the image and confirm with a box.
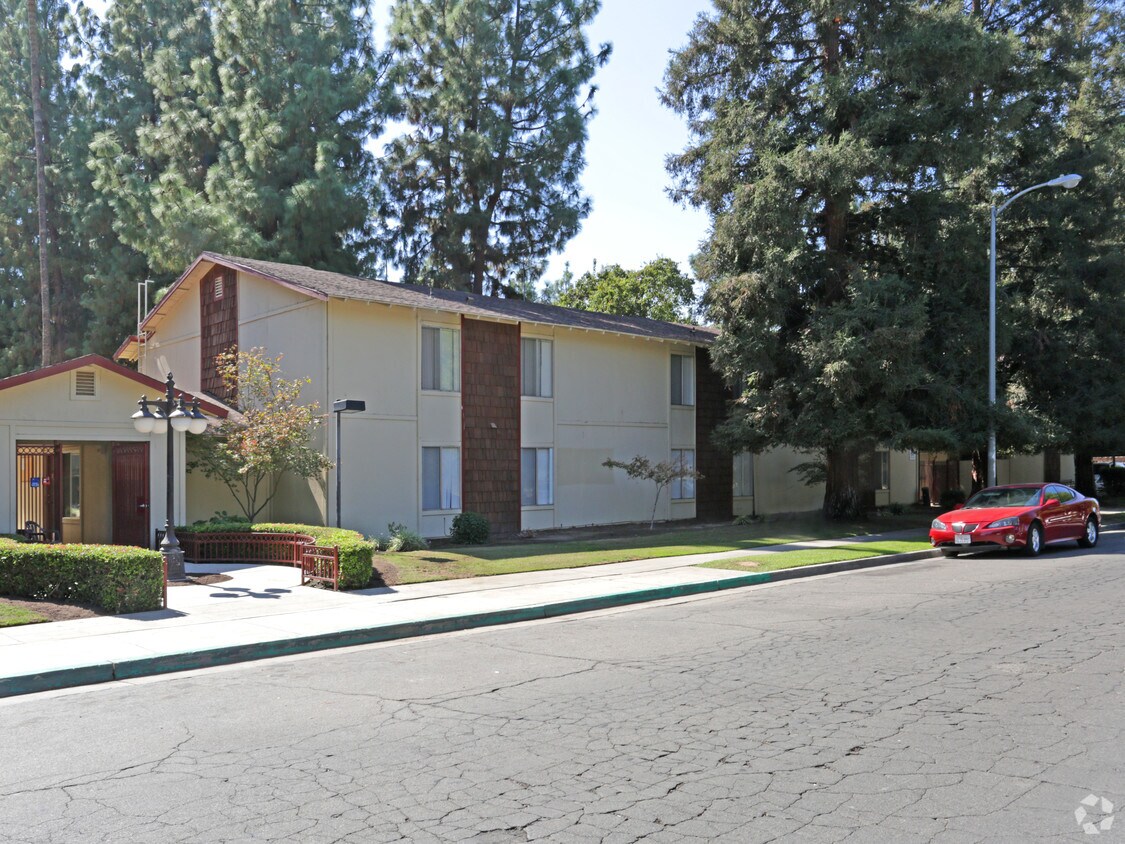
[0,354,230,418]
[133,252,717,348]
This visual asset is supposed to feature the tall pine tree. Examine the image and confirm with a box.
[377,0,610,295]
[87,0,380,281]
[665,0,1012,517]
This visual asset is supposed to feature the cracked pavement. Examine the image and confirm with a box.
[1,531,1122,842]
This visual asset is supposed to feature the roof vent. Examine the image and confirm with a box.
[72,369,97,399]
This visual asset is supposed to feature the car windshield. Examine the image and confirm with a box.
[963,487,1043,509]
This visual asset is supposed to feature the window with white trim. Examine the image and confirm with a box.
[877,449,890,490]
[421,326,460,392]
[733,452,754,497]
[521,338,553,397]
[422,447,461,510]
[671,354,695,406]
[62,452,81,518]
[521,447,554,506]
[671,449,695,500]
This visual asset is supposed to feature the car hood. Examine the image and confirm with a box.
[936,505,1035,525]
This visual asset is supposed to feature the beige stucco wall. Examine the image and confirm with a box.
[552,329,684,528]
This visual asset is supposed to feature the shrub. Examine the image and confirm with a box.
[887,502,905,516]
[386,522,428,552]
[450,512,490,544]
[939,487,967,509]
[0,539,163,613]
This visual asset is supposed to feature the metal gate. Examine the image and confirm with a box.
[16,442,62,540]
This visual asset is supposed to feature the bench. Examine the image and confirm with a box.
[178,531,341,590]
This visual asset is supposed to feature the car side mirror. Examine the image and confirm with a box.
[953,503,964,510]
[1044,498,1060,507]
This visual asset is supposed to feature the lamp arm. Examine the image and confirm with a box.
[994,180,1052,217]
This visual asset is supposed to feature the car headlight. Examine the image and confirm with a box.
[931,519,947,530]
[987,516,1020,529]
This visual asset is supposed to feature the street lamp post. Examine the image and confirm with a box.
[987,173,1081,488]
[332,399,366,528]
[131,373,208,580]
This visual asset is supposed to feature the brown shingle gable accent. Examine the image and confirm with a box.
[461,318,521,536]
[200,265,238,403]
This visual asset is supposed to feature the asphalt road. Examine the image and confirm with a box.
[1,530,1122,843]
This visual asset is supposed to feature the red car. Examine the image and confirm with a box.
[930,483,1100,557]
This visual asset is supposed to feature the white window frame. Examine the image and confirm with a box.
[62,451,81,519]
[421,325,461,392]
[671,449,696,500]
[521,447,554,506]
[733,451,754,498]
[671,353,695,406]
[877,449,890,490]
[421,446,461,511]
[521,337,553,398]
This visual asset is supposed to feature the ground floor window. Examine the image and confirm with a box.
[877,449,890,490]
[62,452,81,518]
[733,451,754,497]
[521,447,554,506]
[422,446,461,511]
[671,449,695,500]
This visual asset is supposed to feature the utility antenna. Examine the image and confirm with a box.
[137,279,154,372]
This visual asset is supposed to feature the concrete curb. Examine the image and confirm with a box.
[0,547,944,699]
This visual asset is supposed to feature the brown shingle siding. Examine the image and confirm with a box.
[461,318,521,535]
[695,347,733,521]
[200,266,238,403]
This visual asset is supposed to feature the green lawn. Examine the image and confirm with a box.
[376,516,934,585]
[697,539,933,574]
[0,602,48,627]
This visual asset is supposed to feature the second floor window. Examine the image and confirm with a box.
[421,326,460,392]
[671,353,695,406]
[521,337,553,397]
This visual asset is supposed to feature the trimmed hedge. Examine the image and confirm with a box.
[178,521,375,590]
[0,539,163,613]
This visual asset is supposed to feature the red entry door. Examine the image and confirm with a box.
[112,443,150,547]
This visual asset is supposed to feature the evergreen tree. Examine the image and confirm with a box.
[1005,3,1125,495]
[0,0,90,373]
[87,0,380,280]
[664,0,1007,517]
[664,0,1106,516]
[377,0,610,295]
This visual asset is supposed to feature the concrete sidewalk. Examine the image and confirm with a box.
[1,521,1117,698]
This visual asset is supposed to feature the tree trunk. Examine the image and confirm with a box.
[970,450,985,493]
[824,444,864,520]
[1073,451,1096,498]
[26,0,53,366]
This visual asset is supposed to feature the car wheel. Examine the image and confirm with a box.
[1078,517,1099,549]
[1024,522,1044,557]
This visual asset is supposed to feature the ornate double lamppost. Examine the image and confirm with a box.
[131,373,209,580]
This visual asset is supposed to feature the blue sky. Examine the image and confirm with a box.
[538,0,713,283]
